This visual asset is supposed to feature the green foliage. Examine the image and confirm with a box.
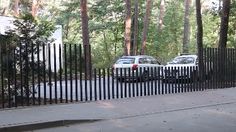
[6,13,56,44]
[0,13,56,99]
[202,12,220,48]
[89,0,125,68]
[147,0,185,63]
[53,0,125,68]
[50,0,82,44]
[199,0,236,49]
[228,0,236,48]
[46,0,235,67]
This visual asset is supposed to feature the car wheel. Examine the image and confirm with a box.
[206,70,213,80]
[117,78,124,82]
[190,70,198,82]
[162,79,167,83]
[141,71,149,82]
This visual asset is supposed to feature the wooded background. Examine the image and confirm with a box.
[0,0,235,68]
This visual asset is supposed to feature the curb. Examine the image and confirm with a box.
[0,119,102,132]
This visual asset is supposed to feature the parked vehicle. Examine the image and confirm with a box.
[113,55,163,81]
[162,54,213,82]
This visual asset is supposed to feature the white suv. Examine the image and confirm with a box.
[163,54,198,82]
[113,55,163,81]
[163,54,212,82]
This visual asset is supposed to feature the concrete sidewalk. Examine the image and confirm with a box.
[1,88,236,131]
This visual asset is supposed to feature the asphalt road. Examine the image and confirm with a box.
[33,92,236,132]
[2,86,236,132]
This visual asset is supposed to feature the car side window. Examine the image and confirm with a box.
[138,58,148,64]
[151,58,158,64]
[138,58,144,64]
[146,58,152,64]
[148,57,160,64]
[185,58,194,64]
[196,58,198,65]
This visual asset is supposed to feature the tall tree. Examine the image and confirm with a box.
[140,0,152,55]
[158,0,165,32]
[1,13,55,99]
[219,0,222,11]
[14,0,20,16]
[196,0,204,79]
[218,0,230,82]
[1,7,7,15]
[32,0,40,17]
[218,0,231,48]
[80,0,91,79]
[133,0,139,55]
[124,0,132,56]
[182,0,191,53]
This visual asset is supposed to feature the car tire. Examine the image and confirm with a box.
[206,70,213,80]
[162,78,167,83]
[117,78,124,82]
[141,71,149,82]
[190,70,198,82]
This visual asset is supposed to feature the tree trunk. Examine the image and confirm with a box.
[124,0,132,56]
[80,0,91,80]
[155,0,165,57]
[102,31,111,62]
[14,0,20,16]
[219,0,222,12]
[140,0,152,55]
[65,17,71,40]
[218,0,230,82]
[182,0,191,53]
[133,0,139,55]
[218,0,230,48]
[32,0,39,17]
[158,0,165,32]
[114,28,119,56]
[196,0,204,81]
[1,7,7,15]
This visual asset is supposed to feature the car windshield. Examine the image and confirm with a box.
[169,57,195,64]
[116,58,135,64]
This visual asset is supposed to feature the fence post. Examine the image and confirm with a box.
[94,68,97,101]
[98,68,102,100]
[64,44,68,103]
[48,44,52,104]
[59,44,63,103]
[31,43,35,105]
[0,45,4,108]
[43,44,47,104]
[37,43,41,105]
[103,68,106,100]
[74,44,78,102]
[53,43,58,103]
[112,68,115,99]
[69,44,73,102]
[79,44,83,102]
[13,48,17,107]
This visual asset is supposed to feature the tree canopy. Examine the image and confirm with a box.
[0,0,235,67]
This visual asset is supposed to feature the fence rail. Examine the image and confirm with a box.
[0,43,236,109]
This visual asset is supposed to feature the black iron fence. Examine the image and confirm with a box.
[0,42,236,109]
